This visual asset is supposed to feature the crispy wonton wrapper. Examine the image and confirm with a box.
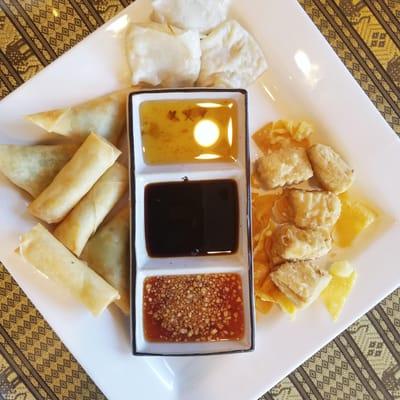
[82,207,130,314]
[321,270,357,321]
[29,133,121,224]
[19,224,119,316]
[334,193,376,247]
[256,277,297,317]
[0,143,78,197]
[255,297,274,314]
[252,120,312,154]
[54,163,128,256]
[26,90,129,144]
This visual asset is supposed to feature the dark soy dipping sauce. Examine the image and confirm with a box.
[145,179,239,257]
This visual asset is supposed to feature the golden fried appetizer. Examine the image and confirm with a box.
[82,207,130,314]
[254,147,313,190]
[54,163,128,256]
[270,261,331,307]
[19,224,119,316]
[307,144,354,194]
[28,134,120,224]
[270,223,332,264]
[287,189,341,229]
[0,143,78,197]
[26,90,128,144]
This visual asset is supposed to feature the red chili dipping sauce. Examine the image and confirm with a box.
[143,273,245,343]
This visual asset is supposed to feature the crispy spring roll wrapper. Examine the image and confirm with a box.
[26,90,129,144]
[0,143,78,197]
[53,163,128,256]
[28,133,121,224]
[82,207,130,314]
[19,224,120,316]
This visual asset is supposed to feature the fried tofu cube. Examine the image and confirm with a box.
[287,189,341,229]
[271,223,332,264]
[270,261,331,307]
[307,144,355,194]
[254,147,313,190]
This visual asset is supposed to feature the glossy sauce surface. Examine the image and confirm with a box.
[145,179,238,257]
[143,273,245,343]
[140,99,238,164]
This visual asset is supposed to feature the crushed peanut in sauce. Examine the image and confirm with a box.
[143,273,245,342]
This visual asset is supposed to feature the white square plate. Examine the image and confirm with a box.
[0,0,399,399]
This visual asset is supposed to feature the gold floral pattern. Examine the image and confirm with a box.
[0,1,399,399]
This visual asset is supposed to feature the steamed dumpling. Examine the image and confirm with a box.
[151,0,231,34]
[0,143,78,197]
[26,90,128,144]
[197,20,267,88]
[125,22,201,87]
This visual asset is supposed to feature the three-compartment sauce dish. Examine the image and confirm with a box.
[128,89,254,356]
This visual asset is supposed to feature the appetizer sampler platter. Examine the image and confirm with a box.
[0,1,399,400]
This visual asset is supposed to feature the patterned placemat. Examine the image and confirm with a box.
[0,1,399,399]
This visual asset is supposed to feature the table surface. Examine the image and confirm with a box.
[0,1,399,399]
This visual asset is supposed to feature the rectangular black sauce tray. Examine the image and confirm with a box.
[128,89,254,356]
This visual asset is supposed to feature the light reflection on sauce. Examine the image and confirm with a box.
[195,153,220,160]
[193,119,220,147]
[140,99,238,164]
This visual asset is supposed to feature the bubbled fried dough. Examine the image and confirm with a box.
[270,260,331,307]
[287,189,341,229]
[307,144,355,194]
[254,147,313,190]
[270,223,332,265]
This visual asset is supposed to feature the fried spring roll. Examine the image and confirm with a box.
[54,163,128,256]
[19,224,120,316]
[28,133,121,223]
[26,90,128,144]
[0,143,78,197]
[82,207,130,314]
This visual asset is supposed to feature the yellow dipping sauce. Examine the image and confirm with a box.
[140,99,238,164]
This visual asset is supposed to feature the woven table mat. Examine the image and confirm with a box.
[0,1,399,399]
